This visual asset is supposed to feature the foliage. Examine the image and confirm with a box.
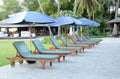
[0,0,119,35]
[96,18,108,33]
[40,0,57,15]
[0,0,23,20]
[77,0,103,19]
[60,0,74,11]
[22,0,39,11]
[41,36,52,44]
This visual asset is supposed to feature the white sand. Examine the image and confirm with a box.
[0,38,120,79]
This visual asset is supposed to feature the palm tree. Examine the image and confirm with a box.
[55,0,60,16]
[77,0,102,20]
[37,0,44,13]
[55,0,61,35]
[73,0,78,16]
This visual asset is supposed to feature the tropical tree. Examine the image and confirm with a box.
[0,0,23,20]
[77,0,102,20]
[100,0,116,19]
[22,0,39,11]
[55,0,60,16]
[55,0,61,35]
[37,0,44,13]
[73,0,77,16]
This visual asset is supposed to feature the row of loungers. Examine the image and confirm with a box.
[7,33,102,69]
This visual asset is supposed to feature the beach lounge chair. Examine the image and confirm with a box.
[50,37,84,55]
[81,34,100,45]
[68,34,94,47]
[60,36,89,49]
[32,39,70,62]
[73,33,98,44]
[7,41,58,69]
[82,33,102,42]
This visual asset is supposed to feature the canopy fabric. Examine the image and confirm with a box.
[0,24,48,27]
[49,16,82,26]
[78,18,100,26]
[106,18,120,24]
[2,11,55,24]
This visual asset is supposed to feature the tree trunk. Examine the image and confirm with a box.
[55,0,61,35]
[73,0,77,16]
[57,0,60,16]
[112,0,119,35]
[37,0,44,14]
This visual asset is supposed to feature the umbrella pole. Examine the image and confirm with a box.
[29,24,32,50]
[48,26,53,36]
[80,26,82,40]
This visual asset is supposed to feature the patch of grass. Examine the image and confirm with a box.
[89,33,107,38]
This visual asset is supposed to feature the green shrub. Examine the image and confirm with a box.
[41,36,52,44]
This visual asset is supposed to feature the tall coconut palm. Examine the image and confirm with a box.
[55,0,61,35]
[37,0,54,36]
[37,0,44,13]
[77,0,102,20]
[55,0,60,16]
[73,0,78,16]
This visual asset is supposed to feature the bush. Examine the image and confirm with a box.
[41,36,52,44]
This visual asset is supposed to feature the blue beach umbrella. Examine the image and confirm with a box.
[91,20,100,26]
[2,11,55,38]
[49,16,82,36]
[78,18,100,26]
[49,16,82,26]
[78,18,100,36]
[2,11,55,48]
[2,11,55,24]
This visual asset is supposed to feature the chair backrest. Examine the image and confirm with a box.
[76,34,82,41]
[60,37,70,46]
[32,39,47,52]
[82,33,89,39]
[13,41,32,58]
[82,34,88,41]
[50,37,62,48]
[72,33,78,40]
[69,35,78,43]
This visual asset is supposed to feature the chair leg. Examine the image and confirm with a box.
[70,50,77,56]
[7,58,15,67]
[40,60,46,69]
[10,60,15,66]
[58,58,60,63]
[19,59,23,64]
[50,61,52,66]
[63,56,65,60]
